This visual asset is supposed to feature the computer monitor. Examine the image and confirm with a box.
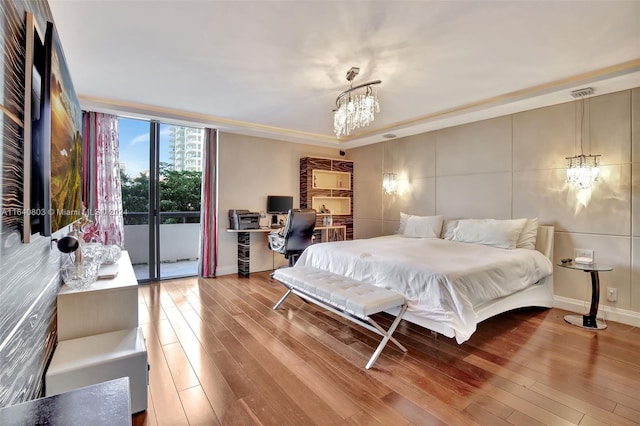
[266,195,293,225]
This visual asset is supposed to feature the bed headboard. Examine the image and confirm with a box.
[535,225,554,260]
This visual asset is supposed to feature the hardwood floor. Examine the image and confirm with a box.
[133,272,640,425]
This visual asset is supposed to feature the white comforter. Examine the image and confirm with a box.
[296,235,553,343]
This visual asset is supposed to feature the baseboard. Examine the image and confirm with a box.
[215,265,237,276]
[554,296,640,327]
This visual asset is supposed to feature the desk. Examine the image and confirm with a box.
[228,225,348,277]
[558,261,613,330]
[227,228,273,277]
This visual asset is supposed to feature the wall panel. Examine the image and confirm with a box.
[353,218,383,240]
[384,132,436,179]
[383,177,436,224]
[632,237,640,311]
[632,88,640,163]
[513,165,631,235]
[513,102,574,171]
[554,232,630,310]
[436,116,511,176]
[589,90,631,166]
[436,172,512,219]
[350,142,383,221]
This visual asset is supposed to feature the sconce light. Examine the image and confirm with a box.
[566,87,601,190]
[383,172,398,194]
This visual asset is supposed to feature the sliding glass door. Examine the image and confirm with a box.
[157,123,202,278]
[119,118,202,281]
[119,118,151,280]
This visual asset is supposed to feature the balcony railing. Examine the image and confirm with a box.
[123,211,201,272]
[124,211,200,225]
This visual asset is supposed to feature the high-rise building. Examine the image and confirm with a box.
[168,126,204,171]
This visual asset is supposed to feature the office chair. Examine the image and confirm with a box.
[268,208,317,269]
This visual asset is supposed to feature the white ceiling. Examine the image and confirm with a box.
[49,0,640,149]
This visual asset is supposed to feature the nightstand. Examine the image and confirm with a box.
[558,261,613,330]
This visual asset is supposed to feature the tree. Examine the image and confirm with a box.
[120,170,149,224]
[159,171,201,212]
[120,166,202,225]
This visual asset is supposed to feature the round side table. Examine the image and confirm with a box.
[558,261,613,330]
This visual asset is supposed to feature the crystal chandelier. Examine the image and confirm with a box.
[382,172,398,194]
[566,87,600,190]
[333,67,381,137]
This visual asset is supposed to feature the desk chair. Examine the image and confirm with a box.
[268,208,316,269]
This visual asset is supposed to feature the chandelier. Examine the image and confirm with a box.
[383,172,398,194]
[333,67,381,137]
[566,87,600,190]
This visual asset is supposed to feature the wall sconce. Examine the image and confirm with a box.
[383,172,398,194]
[566,87,601,190]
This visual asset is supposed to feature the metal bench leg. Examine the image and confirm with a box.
[273,288,292,310]
[367,319,407,353]
[365,304,408,369]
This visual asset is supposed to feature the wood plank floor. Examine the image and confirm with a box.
[133,272,640,426]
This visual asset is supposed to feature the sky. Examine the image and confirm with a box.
[117,117,174,178]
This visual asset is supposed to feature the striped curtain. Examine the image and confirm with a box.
[198,128,218,277]
[82,111,124,247]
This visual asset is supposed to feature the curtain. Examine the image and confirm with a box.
[198,128,218,277]
[82,112,124,247]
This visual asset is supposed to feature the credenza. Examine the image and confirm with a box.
[56,251,138,341]
[46,250,148,414]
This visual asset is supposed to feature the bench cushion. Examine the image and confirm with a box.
[273,266,404,317]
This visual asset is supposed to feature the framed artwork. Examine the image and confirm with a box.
[44,21,82,234]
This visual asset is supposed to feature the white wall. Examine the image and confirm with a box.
[350,88,640,326]
[216,133,338,275]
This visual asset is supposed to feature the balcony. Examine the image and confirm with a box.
[124,211,200,280]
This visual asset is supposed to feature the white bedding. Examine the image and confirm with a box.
[296,235,553,343]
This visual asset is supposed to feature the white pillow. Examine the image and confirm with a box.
[516,218,539,250]
[450,218,527,249]
[402,214,444,238]
[441,219,459,240]
[398,212,410,234]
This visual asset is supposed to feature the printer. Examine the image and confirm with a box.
[228,209,260,230]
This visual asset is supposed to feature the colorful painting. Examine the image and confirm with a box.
[47,22,82,233]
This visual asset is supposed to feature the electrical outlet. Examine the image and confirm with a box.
[607,287,617,302]
[574,248,594,261]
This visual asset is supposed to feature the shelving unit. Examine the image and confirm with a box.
[300,157,353,240]
[312,170,351,190]
[314,225,347,243]
[312,196,351,215]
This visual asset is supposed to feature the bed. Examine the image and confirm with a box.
[295,222,554,343]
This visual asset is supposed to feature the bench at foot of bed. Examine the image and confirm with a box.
[272,266,408,369]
